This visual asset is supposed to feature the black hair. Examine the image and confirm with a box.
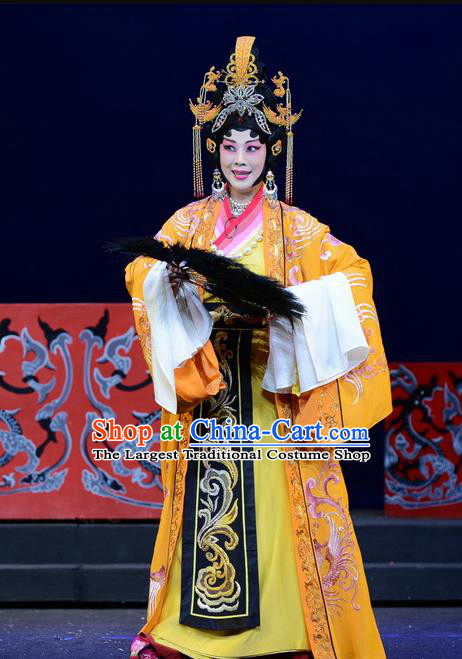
[202,46,286,185]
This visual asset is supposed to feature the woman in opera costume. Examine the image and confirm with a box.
[126,36,392,659]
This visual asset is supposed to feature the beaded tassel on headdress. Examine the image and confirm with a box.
[285,84,294,206]
[285,130,294,206]
[192,122,204,199]
[263,62,303,207]
[190,67,223,199]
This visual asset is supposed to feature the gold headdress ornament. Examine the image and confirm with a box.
[189,36,303,204]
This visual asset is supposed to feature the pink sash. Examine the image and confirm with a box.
[213,184,263,255]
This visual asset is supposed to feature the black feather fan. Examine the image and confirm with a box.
[105,237,306,321]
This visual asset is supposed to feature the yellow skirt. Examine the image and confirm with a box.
[151,245,310,658]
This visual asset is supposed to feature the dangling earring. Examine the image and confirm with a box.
[263,170,278,204]
[211,168,226,201]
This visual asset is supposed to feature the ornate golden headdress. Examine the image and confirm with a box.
[189,36,303,205]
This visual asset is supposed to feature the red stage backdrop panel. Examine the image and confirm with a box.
[4,311,460,520]
[385,362,462,518]
[0,303,163,519]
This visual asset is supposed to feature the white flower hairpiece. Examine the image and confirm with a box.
[211,84,271,135]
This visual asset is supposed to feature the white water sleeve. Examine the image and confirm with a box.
[262,272,369,394]
[143,261,213,413]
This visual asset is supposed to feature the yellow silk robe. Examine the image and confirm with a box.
[125,195,392,659]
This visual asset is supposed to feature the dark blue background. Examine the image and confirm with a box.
[1,3,460,508]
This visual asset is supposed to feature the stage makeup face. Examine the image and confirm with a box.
[219,128,267,201]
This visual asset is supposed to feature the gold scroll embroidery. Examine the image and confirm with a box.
[194,459,241,612]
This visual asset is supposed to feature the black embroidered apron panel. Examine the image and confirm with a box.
[180,304,265,631]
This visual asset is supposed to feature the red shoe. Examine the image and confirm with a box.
[130,634,184,659]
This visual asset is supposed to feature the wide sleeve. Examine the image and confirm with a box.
[125,209,224,415]
[315,223,392,429]
[262,272,370,394]
[271,209,392,431]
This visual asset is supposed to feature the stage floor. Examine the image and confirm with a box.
[0,607,461,658]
